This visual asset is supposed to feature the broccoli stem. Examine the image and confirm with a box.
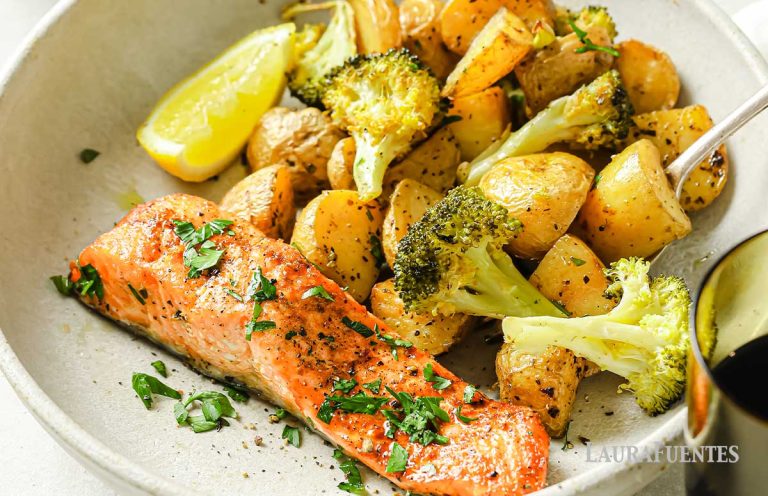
[445,245,566,318]
[463,97,577,186]
[353,132,399,201]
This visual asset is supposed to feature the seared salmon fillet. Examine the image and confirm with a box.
[71,194,549,495]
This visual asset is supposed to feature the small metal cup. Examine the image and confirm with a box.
[685,230,768,495]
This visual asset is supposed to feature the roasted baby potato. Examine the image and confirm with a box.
[497,344,589,437]
[349,0,402,54]
[383,127,461,196]
[447,86,511,161]
[479,152,595,259]
[573,139,692,262]
[497,234,615,436]
[327,137,356,190]
[399,0,460,80]
[514,29,614,115]
[370,279,475,355]
[220,164,296,240]
[615,39,680,114]
[625,105,729,212]
[382,179,443,268]
[247,107,345,203]
[442,8,532,99]
[529,234,616,317]
[290,190,384,302]
[440,0,555,55]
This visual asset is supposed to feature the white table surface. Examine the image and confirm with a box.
[1,0,765,495]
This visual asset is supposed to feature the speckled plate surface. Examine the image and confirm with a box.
[1,0,767,494]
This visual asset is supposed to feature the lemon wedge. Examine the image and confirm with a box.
[137,23,295,182]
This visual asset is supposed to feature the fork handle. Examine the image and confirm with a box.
[666,83,768,196]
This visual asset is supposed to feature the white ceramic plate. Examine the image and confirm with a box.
[1,1,767,495]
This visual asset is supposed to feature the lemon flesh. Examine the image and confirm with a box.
[137,23,295,182]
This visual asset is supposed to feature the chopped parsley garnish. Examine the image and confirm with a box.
[375,325,413,361]
[285,330,298,340]
[131,372,180,409]
[282,425,301,447]
[369,234,387,270]
[455,405,477,423]
[224,385,249,403]
[274,408,288,420]
[570,257,586,267]
[342,316,374,338]
[423,363,452,390]
[332,378,358,394]
[244,267,278,340]
[386,442,408,473]
[382,387,449,446]
[175,390,237,433]
[568,19,620,57]
[226,289,244,302]
[128,283,146,305]
[362,378,382,394]
[317,392,389,424]
[72,264,104,300]
[463,384,478,404]
[172,219,233,278]
[150,360,167,377]
[50,275,73,296]
[301,285,335,301]
[334,449,366,495]
[79,148,100,164]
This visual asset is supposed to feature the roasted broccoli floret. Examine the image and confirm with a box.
[555,5,617,38]
[322,49,441,200]
[460,70,633,186]
[283,1,357,107]
[393,186,566,319]
[503,258,691,415]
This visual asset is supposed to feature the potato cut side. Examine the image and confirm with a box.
[479,152,594,259]
[572,139,691,262]
[529,234,617,317]
[442,8,533,99]
[290,190,384,302]
[447,86,511,161]
[399,0,460,80]
[625,105,729,212]
[220,164,296,240]
[440,0,555,55]
[383,127,461,196]
[382,179,443,268]
[349,0,402,54]
[615,39,680,114]
[370,279,475,355]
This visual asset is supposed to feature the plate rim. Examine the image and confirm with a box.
[0,0,765,494]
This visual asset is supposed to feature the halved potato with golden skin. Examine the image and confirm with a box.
[440,0,555,55]
[349,0,402,54]
[327,137,357,190]
[399,0,460,80]
[442,8,533,99]
[625,105,729,212]
[448,86,511,161]
[370,279,475,355]
[479,152,595,259]
[572,139,691,262]
[614,39,680,114]
[220,164,296,240]
[247,107,344,202]
[382,179,443,268]
[514,28,614,115]
[383,127,461,196]
[290,190,384,302]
